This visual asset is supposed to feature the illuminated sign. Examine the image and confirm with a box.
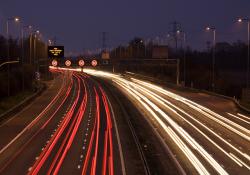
[48,46,64,58]
[51,59,58,66]
[78,59,85,67]
[91,60,98,67]
[65,60,71,67]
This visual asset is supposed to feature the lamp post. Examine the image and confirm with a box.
[6,17,20,96]
[21,25,32,63]
[33,30,40,65]
[21,25,32,91]
[238,18,250,89]
[206,26,216,91]
[177,30,187,86]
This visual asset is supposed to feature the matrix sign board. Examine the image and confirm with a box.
[48,46,64,58]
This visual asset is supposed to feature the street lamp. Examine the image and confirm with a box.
[33,30,40,60]
[177,30,187,86]
[206,26,216,91]
[6,16,20,96]
[33,30,41,74]
[21,25,32,64]
[20,25,32,91]
[238,17,250,89]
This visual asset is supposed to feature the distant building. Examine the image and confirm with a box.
[152,46,168,59]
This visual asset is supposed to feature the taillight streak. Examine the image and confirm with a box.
[29,74,81,175]
[53,74,88,174]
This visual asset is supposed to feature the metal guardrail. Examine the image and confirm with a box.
[0,60,19,68]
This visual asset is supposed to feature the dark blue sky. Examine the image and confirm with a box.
[0,0,249,55]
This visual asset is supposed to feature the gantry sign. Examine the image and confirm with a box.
[48,46,64,58]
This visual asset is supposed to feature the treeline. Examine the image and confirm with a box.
[0,35,48,99]
[179,41,248,98]
[110,37,249,98]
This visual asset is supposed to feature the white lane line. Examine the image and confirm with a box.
[106,93,127,175]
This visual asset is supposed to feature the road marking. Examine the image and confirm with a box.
[106,94,127,175]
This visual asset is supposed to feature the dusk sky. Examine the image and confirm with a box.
[0,0,250,55]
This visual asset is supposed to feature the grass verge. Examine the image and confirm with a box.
[0,91,34,115]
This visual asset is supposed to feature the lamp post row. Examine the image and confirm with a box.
[238,18,250,89]
[2,16,250,95]
[4,16,52,96]
[168,17,249,91]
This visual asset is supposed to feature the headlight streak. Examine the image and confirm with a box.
[131,78,250,141]
[237,113,250,120]
[126,80,250,169]
[227,113,250,125]
[112,80,210,175]
[56,68,250,173]
[130,78,250,166]
[113,78,228,175]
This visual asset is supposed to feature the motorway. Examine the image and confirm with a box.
[0,67,249,175]
[0,68,181,175]
[83,69,250,175]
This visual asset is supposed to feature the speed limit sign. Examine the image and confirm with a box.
[65,60,71,67]
[52,59,58,67]
[78,59,85,67]
[91,59,98,67]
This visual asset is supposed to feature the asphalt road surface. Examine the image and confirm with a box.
[1,67,249,175]
[0,69,181,175]
[83,68,250,175]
